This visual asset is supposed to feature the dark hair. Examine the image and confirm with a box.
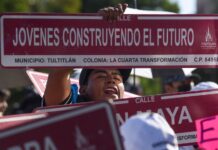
[163,74,185,84]
[79,69,132,86]
[0,89,11,101]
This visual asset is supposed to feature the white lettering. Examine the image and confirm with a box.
[53,28,60,46]
[8,147,22,150]
[44,136,57,150]
[47,28,53,46]
[143,28,149,46]
[134,28,141,46]
[127,28,133,46]
[157,108,165,118]
[166,107,179,125]
[156,28,194,46]
[12,27,60,47]
[116,112,129,125]
[24,141,40,150]
[114,28,120,46]
[69,28,76,46]
[95,28,102,46]
[115,105,192,126]
[178,106,193,124]
[157,28,162,46]
[7,136,57,150]
[26,27,33,46]
[13,28,19,46]
[19,27,26,46]
[63,28,69,46]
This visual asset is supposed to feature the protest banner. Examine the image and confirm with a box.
[35,89,218,146]
[196,115,218,150]
[26,70,138,98]
[0,101,124,150]
[1,14,218,67]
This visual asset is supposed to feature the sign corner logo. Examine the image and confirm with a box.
[201,26,217,49]
[75,126,96,150]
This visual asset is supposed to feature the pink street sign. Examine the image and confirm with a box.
[196,115,218,150]
[35,89,218,146]
[1,14,218,67]
[0,101,124,150]
[26,70,79,97]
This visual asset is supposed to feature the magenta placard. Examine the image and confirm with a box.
[196,115,218,150]
[1,14,218,67]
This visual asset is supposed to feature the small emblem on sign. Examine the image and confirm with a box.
[201,27,216,49]
[75,126,96,150]
[205,27,213,42]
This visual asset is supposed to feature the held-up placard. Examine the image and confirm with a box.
[35,89,218,146]
[196,115,218,150]
[1,14,218,67]
[26,70,79,97]
[0,102,124,150]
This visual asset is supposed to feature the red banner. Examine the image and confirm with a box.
[0,102,123,150]
[1,14,218,67]
[35,89,218,145]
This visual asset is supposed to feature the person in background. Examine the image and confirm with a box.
[191,81,218,91]
[163,74,191,94]
[163,74,210,150]
[0,89,11,117]
[120,112,179,150]
[11,86,41,114]
[163,73,203,94]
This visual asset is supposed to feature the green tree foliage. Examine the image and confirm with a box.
[0,0,81,13]
[0,0,30,12]
[140,77,162,95]
[41,0,81,13]
[29,0,81,13]
[0,0,179,13]
[160,0,179,13]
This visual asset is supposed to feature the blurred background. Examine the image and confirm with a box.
[1,0,218,116]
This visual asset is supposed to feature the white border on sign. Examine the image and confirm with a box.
[34,100,130,113]
[0,114,47,123]
[0,102,123,150]
[26,70,48,97]
[34,105,80,113]
[2,15,218,67]
[176,131,197,144]
[161,90,218,100]
[138,16,218,20]
[3,54,218,67]
[0,15,102,67]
